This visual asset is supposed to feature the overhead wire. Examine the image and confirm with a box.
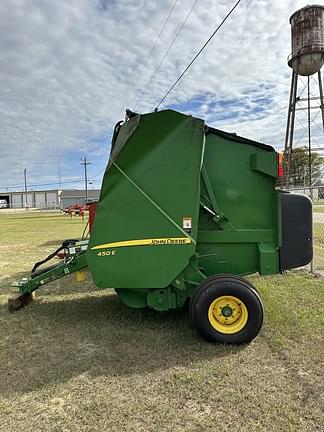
[3,157,106,191]
[3,179,85,190]
[154,0,242,110]
[91,168,106,178]
[122,0,179,110]
[134,0,200,110]
[2,176,104,189]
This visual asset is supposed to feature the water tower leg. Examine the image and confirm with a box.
[284,71,295,158]
[318,70,324,131]
[284,67,299,187]
[307,76,312,190]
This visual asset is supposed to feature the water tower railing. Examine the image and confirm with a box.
[288,44,324,65]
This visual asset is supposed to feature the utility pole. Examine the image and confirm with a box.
[81,157,91,203]
[24,168,28,210]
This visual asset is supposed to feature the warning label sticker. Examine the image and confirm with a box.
[183,217,192,232]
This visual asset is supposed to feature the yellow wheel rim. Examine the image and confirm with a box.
[208,295,248,334]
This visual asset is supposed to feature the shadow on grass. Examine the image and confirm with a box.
[0,289,244,397]
[39,238,81,247]
[39,239,64,247]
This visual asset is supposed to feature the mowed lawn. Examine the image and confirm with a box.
[313,223,324,271]
[0,213,323,432]
[314,206,324,213]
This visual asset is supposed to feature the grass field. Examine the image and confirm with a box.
[313,223,324,271]
[0,213,323,432]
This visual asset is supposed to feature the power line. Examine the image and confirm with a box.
[2,170,106,190]
[134,0,200,110]
[123,0,179,110]
[154,0,242,110]
[3,178,85,190]
[91,167,106,178]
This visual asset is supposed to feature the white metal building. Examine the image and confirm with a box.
[0,189,59,209]
[0,189,100,209]
[59,190,100,209]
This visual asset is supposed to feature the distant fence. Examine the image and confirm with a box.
[287,186,324,204]
[287,186,324,275]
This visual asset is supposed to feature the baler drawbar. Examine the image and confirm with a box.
[9,240,88,312]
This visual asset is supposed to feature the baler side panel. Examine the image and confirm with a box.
[87,110,205,288]
[197,132,279,276]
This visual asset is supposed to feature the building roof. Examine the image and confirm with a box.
[0,189,59,195]
[59,189,101,199]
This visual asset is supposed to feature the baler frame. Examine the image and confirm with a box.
[8,109,313,345]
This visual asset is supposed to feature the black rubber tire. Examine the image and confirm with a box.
[190,274,264,344]
[189,274,259,323]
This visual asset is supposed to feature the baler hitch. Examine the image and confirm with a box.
[8,239,89,312]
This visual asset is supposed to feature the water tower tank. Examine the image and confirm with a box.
[288,5,324,76]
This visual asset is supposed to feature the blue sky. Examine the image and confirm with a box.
[0,0,323,192]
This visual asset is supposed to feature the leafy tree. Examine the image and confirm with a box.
[288,147,323,187]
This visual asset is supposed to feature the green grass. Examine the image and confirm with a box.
[313,223,324,271]
[0,213,323,432]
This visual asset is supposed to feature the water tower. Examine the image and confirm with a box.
[284,4,324,187]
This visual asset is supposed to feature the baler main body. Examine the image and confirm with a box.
[85,109,311,310]
[10,109,312,343]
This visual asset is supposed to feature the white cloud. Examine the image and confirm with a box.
[0,0,323,190]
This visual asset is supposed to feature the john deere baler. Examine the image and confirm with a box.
[9,109,312,344]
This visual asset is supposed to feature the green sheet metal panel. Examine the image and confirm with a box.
[87,110,205,288]
[197,129,279,276]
